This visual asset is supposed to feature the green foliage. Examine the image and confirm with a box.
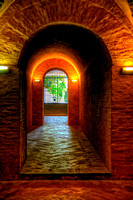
[44,75,68,101]
[64,89,68,102]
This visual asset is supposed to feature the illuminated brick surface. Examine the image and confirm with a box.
[0,0,133,182]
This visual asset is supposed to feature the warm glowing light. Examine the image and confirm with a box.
[29,52,80,80]
[123,67,133,71]
[0,66,8,70]
[122,67,133,74]
[34,79,41,82]
[72,79,77,82]
[123,61,133,67]
[0,66,9,73]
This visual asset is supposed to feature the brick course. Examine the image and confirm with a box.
[0,67,20,180]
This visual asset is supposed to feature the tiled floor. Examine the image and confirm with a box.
[21,116,109,174]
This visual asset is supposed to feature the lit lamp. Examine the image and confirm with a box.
[0,66,9,73]
[72,79,77,82]
[34,79,41,82]
[122,67,133,75]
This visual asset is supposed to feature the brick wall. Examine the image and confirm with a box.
[44,103,67,116]
[26,75,33,132]
[32,79,43,126]
[112,65,133,178]
[80,57,112,170]
[0,66,20,180]
[19,71,27,171]
[68,79,79,125]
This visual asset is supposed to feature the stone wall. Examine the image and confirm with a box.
[44,104,67,116]
[19,71,27,171]
[80,56,111,170]
[32,79,43,126]
[0,66,20,180]
[112,65,133,179]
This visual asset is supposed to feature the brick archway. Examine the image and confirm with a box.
[19,23,112,175]
[30,58,80,130]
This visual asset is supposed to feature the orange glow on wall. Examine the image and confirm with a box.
[27,51,81,80]
[123,61,133,67]
[30,58,80,129]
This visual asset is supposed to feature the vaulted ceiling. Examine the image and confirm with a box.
[0,0,133,67]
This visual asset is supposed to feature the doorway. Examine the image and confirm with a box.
[44,69,68,117]
[19,23,112,175]
[31,58,79,128]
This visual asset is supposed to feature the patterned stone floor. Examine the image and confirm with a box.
[0,180,133,200]
[21,116,109,174]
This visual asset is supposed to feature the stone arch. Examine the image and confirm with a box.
[43,67,69,79]
[18,22,111,73]
[18,22,112,172]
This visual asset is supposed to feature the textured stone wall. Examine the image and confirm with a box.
[19,71,27,171]
[0,66,20,180]
[44,104,67,116]
[80,59,111,170]
[112,65,133,179]
[31,58,79,130]
[26,75,33,132]
[32,78,43,126]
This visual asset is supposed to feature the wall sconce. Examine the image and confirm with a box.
[34,79,41,82]
[122,67,133,74]
[72,79,77,82]
[0,66,9,73]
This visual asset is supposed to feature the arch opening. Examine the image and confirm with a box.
[32,58,80,127]
[44,69,68,117]
[44,69,68,104]
[19,23,112,175]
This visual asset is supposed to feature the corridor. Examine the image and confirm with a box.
[21,116,109,174]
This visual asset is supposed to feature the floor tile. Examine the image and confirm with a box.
[21,116,109,174]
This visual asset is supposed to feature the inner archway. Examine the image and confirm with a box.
[44,69,68,117]
[32,58,80,128]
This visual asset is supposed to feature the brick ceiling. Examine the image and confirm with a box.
[0,0,133,67]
